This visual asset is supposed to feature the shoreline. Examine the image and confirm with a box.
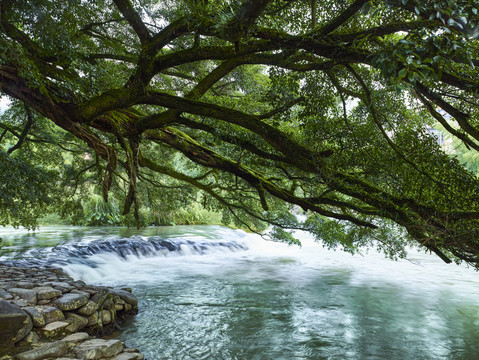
[0,264,145,360]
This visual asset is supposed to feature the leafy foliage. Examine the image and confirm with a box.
[1,0,479,266]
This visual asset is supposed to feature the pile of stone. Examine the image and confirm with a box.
[0,264,144,360]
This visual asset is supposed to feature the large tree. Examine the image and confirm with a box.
[1,0,479,265]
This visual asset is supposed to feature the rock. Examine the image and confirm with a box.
[53,293,89,311]
[111,353,139,360]
[42,306,65,324]
[62,332,89,343]
[0,281,12,289]
[23,307,46,327]
[87,312,98,327]
[23,306,65,327]
[16,340,68,360]
[78,287,100,296]
[77,301,99,316]
[42,321,70,339]
[48,268,69,278]
[7,288,37,305]
[11,299,28,307]
[74,339,124,359]
[101,310,112,325]
[48,282,74,293]
[0,300,33,344]
[70,289,90,299]
[115,298,126,305]
[111,290,138,306]
[16,313,33,343]
[13,282,36,289]
[16,330,41,348]
[90,289,109,306]
[0,289,13,300]
[43,321,69,332]
[65,313,88,332]
[33,286,62,301]
[72,280,86,287]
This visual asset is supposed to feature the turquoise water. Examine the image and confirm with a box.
[1,226,479,359]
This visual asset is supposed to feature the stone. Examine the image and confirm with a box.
[78,286,100,295]
[48,268,69,278]
[0,300,33,344]
[77,300,99,316]
[23,307,46,327]
[16,340,68,360]
[37,300,50,305]
[101,310,112,325]
[42,321,70,339]
[111,289,138,306]
[33,286,62,300]
[42,306,65,324]
[90,289,109,306]
[62,332,89,343]
[70,289,91,299]
[0,281,11,289]
[0,289,13,300]
[48,282,74,293]
[65,312,88,332]
[43,321,69,332]
[74,339,124,359]
[111,353,139,360]
[72,280,86,287]
[53,293,89,311]
[11,299,28,307]
[115,298,126,305]
[23,306,64,327]
[7,288,37,305]
[115,304,124,311]
[13,281,36,289]
[17,330,41,347]
[87,312,98,327]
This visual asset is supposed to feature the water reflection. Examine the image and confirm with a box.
[1,226,479,359]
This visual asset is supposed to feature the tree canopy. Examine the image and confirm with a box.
[1,0,479,265]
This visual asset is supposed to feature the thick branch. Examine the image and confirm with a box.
[112,0,150,43]
[414,90,479,152]
[150,128,376,228]
[139,90,331,169]
[415,82,479,143]
[313,0,369,36]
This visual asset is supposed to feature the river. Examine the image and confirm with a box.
[1,225,479,359]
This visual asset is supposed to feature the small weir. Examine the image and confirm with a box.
[1,236,247,268]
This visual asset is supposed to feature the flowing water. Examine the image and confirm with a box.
[1,225,479,360]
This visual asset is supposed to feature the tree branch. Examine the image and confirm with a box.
[7,105,34,155]
[313,0,369,36]
[112,0,150,43]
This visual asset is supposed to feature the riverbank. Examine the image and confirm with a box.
[0,264,145,360]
